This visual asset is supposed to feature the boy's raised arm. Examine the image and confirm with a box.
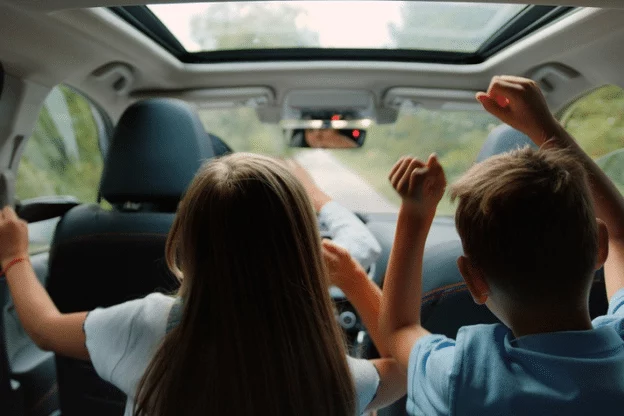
[379,155,446,367]
[477,75,624,299]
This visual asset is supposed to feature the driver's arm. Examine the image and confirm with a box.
[285,159,381,269]
[318,201,381,270]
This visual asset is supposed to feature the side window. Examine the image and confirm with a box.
[16,85,107,253]
[560,85,624,194]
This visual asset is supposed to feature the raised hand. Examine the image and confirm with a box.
[476,75,564,146]
[388,154,446,217]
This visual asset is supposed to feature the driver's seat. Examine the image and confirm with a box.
[46,98,215,416]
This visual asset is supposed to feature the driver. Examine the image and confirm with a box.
[304,128,359,149]
[284,159,381,271]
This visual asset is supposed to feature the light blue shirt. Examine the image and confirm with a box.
[85,293,380,416]
[407,288,624,416]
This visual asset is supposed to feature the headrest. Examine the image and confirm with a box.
[476,124,537,163]
[99,99,215,208]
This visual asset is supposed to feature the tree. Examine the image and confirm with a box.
[190,3,319,50]
[389,3,515,51]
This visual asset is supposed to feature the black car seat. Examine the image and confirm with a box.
[46,98,215,416]
[475,123,538,162]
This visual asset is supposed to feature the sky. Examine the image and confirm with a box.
[149,1,403,51]
[148,1,524,52]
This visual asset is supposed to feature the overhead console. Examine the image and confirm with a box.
[279,89,396,148]
[281,89,377,127]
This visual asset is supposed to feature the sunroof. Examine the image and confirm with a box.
[111,2,574,64]
[147,1,527,54]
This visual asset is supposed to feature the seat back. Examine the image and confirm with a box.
[476,123,538,162]
[46,98,215,416]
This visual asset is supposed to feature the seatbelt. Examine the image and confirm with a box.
[0,276,23,415]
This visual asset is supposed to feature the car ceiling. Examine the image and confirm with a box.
[0,0,623,122]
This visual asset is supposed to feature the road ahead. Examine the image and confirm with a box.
[294,149,398,213]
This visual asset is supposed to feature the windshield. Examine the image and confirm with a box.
[198,106,500,215]
[148,1,527,54]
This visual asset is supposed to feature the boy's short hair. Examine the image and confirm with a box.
[450,146,598,305]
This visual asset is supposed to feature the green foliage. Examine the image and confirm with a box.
[388,3,523,52]
[190,3,319,50]
[560,85,624,193]
[329,108,498,215]
[16,86,103,203]
[561,85,624,159]
[198,108,290,157]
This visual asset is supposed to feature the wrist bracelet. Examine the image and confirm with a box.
[1,257,27,277]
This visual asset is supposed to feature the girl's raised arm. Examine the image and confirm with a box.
[0,206,89,360]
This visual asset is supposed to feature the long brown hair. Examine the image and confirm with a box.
[134,153,355,415]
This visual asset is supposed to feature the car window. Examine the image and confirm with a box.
[559,84,624,194]
[198,106,500,215]
[16,85,107,253]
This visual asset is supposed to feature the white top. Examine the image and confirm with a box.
[84,293,380,416]
[318,200,381,270]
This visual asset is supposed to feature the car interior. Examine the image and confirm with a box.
[0,1,623,415]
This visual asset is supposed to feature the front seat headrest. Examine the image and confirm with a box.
[99,98,215,208]
[476,124,537,163]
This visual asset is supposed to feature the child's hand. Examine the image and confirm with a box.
[0,206,29,269]
[322,239,367,288]
[476,75,564,146]
[389,154,446,217]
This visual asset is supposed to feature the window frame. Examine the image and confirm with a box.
[17,84,113,253]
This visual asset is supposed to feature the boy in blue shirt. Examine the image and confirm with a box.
[380,75,624,415]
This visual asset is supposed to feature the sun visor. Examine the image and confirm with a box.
[383,88,482,111]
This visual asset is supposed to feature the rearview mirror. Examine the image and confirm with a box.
[289,128,366,148]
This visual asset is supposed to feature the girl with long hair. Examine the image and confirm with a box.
[0,153,404,415]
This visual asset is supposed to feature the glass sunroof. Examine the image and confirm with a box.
[147,1,527,54]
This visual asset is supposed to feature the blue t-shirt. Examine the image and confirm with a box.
[407,288,624,416]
